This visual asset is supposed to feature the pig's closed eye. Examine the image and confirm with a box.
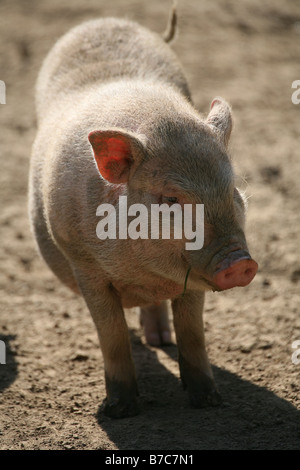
[161,196,179,205]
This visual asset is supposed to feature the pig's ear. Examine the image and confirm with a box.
[206,97,233,147]
[88,130,145,184]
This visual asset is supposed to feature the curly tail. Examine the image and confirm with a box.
[163,1,177,43]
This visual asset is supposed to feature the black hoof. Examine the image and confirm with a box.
[102,397,139,419]
[189,388,222,408]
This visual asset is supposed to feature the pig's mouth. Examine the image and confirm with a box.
[180,253,220,292]
[182,264,221,292]
[193,272,222,292]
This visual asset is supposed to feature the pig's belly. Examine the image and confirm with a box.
[113,279,184,308]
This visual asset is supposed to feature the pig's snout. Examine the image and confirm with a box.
[213,250,258,290]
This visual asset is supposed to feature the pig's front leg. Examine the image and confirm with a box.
[74,270,138,418]
[172,291,221,408]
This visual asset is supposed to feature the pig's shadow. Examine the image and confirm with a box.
[0,334,18,393]
[97,330,300,450]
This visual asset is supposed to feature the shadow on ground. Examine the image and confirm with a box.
[97,331,300,450]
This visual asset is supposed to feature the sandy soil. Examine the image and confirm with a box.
[0,0,299,450]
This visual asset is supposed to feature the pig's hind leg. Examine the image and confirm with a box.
[140,301,172,346]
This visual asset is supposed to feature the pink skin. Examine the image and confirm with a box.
[213,254,258,291]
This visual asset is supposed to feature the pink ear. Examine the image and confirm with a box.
[88,131,132,183]
[210,97,223,110]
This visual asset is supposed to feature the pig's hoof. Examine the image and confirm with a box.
[146,331,172,347]
[189,388,222,408]
[178,354,222,409]
[103,398,139,419]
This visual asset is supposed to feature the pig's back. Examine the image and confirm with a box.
[35,17,190,119]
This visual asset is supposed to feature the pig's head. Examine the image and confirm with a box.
[88,96,258,293]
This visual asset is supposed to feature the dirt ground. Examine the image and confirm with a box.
[0,0,299,451]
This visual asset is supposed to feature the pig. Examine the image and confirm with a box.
[28,6,258,418]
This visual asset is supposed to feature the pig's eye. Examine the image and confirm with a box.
[162,196,179,205]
